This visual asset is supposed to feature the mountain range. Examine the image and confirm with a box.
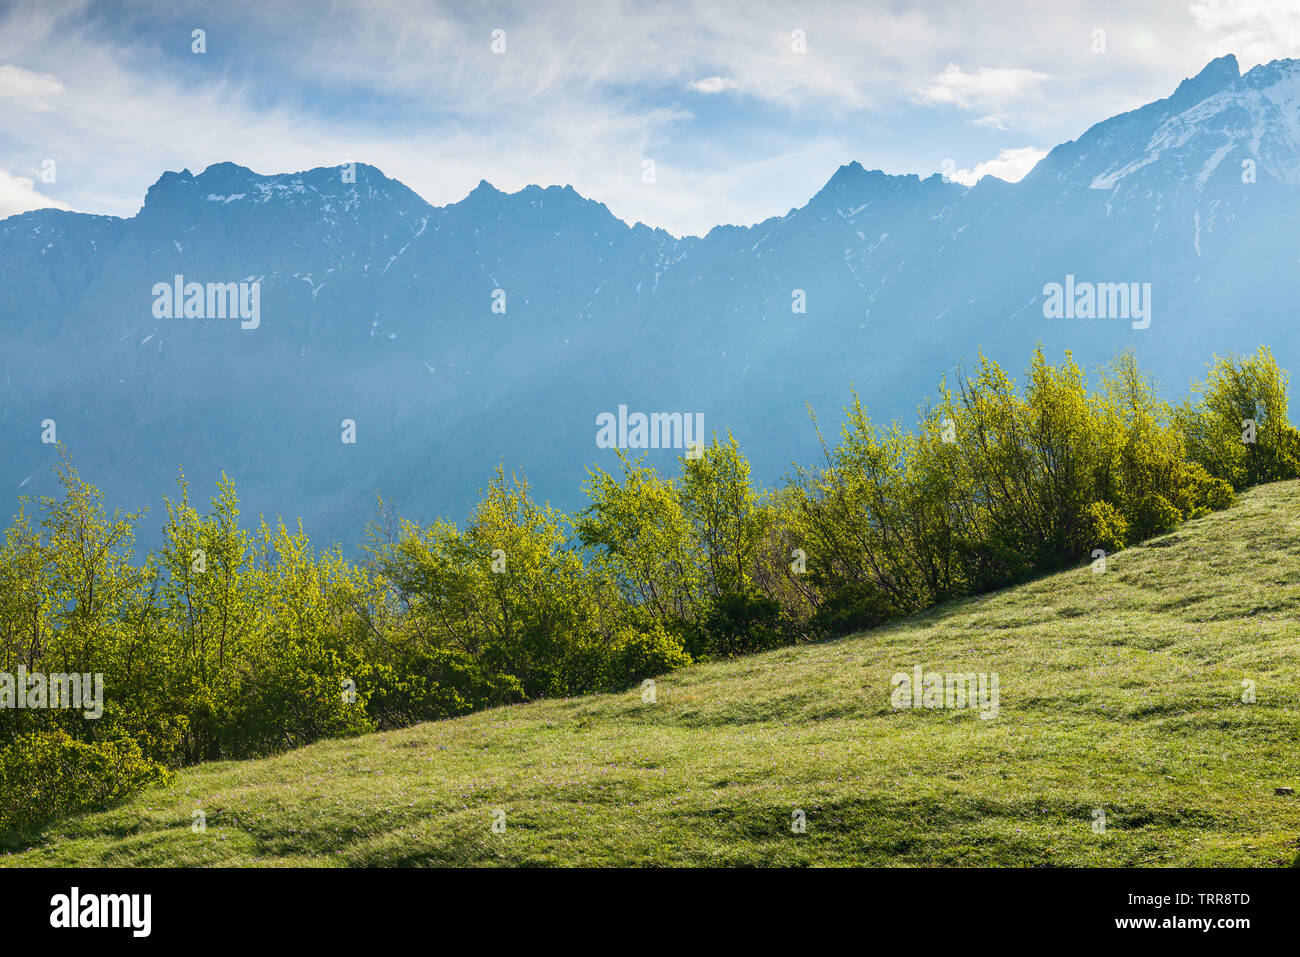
[3,53,1299,547]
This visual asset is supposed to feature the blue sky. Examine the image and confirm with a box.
[2,0,1298,234]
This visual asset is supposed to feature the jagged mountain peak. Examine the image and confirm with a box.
[466,178,503,199]
[1089,56,1300,193]
[1167,53,1241,112]
[444,177,629,239]
[461,178,599,207]
[1024,55,1300,195]
[814,162,927,198]
[139,161,428,219]
[1237,55,1300,90]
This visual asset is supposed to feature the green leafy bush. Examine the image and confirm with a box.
[1082,500,1128,553]
[361,651,525,729]
[0,730,172,835]
[683,592,790,659]
[597,619,692,690]
[1131,493,1182,540]
[1177,347,1300,489]
[808,579,896,639]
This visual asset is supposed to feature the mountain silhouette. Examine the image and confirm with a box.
[3,55,1298,546]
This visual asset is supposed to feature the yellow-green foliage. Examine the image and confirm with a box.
[794,347,1242,617]
[367,466,689,700]
[1082,500,1128,552]
[0,729,172,834]
[1177,346,1300,490]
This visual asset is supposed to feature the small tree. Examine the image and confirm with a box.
[1177,346,1300,489]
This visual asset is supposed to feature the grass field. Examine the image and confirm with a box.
[5,482,1300,867]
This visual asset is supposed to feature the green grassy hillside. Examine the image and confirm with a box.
[6,482,1300,867]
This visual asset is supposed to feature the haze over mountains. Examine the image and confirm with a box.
[3,54,1299,547]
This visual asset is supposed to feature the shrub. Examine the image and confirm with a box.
[0,730,172,836]
[1167,461,1234,517]
[357,651,524,729]
[1082,500,1128,553]
[1201,476,1235,511]
[685,592,789,659]
[598,620,692,690]
[1131,493,1182,541]
[219,651,377,758]
[1177,347,1300,489]
[809,579,896,639]
[953,529,1038,594]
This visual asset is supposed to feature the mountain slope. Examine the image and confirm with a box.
[5,57,1300,547]
[6,481,1299,867]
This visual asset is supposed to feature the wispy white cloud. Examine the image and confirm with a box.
[0,169,70,217]
[1190,0,1300,67]
[689,76,739,94]
[0,64,63,110]
[917,63,1050,110]
[945,146,1047,186]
